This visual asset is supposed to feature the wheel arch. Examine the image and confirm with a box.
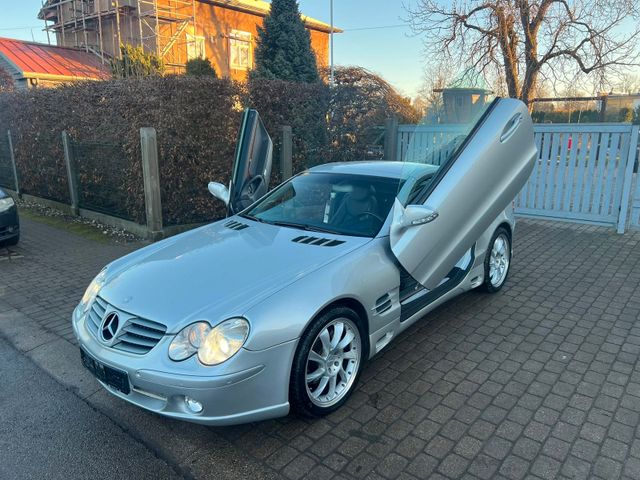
[304,297,371,356]
[497,221,512,240]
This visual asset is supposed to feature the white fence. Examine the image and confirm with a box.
[395,123,640,233]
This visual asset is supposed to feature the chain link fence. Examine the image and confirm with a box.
[0,134,15,190]
[158,140,230,227]
[71,139,145,223]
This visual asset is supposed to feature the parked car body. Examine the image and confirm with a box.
[73,99,536,425]
[0,187,19,247]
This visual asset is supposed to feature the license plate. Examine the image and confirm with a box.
[80,348,130,395]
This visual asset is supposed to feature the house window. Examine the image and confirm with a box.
[186,34,205,60]
[229,30,252,70]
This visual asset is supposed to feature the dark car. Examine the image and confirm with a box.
[0,187,19,247]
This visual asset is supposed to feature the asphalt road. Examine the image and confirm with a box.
[0,336,182,480]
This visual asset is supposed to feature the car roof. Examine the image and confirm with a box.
[0,187,6,198]
[308,161,438,180]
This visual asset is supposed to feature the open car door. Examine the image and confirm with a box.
[228,109,273,215]
[390,98,536,290]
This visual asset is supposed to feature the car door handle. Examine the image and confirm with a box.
[500,113,523,143]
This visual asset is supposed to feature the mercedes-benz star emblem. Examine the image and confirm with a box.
[100,312,119,342]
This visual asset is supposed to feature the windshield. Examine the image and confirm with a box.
[243,172,401,237]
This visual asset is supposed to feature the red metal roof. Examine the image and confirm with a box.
[0,37,109,81]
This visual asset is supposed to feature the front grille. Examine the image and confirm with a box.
[87,297,167,355]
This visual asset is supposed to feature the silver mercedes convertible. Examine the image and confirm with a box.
[73,98,536,425]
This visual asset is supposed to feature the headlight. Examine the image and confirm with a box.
[80,269,107,313]
[0,197,15,213]
[169,318,250,365]
[168,322,210,361]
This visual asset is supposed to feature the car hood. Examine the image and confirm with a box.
[99,218,370,332]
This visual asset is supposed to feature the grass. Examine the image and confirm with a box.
[18,207,117,244]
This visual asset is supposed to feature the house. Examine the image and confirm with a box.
[38,0,339,80]
[433,87,493,124]
[0,37,110,89]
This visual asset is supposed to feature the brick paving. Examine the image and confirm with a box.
[1,217,640,479]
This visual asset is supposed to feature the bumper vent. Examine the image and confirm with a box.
[87,297,167,355]
[225,220,249,231]
[292,236,345,247]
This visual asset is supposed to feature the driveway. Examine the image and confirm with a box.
[1,217,640,479]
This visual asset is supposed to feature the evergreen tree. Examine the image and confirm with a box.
[252,0,319,83]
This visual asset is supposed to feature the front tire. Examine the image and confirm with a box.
[479,227,511,293]
[289,307,365,417]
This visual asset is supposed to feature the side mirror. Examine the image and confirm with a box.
[208,182,230,205]
[400,205,439,228]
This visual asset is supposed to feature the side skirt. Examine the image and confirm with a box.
[399,246,476,323]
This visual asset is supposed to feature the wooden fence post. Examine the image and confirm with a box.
[6,130,20,196]
[61,130,79,215]
[140,127,163,240]
[384,117,399,162]
[281,125,292,181]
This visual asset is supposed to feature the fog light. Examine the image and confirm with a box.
[184,396,203,413]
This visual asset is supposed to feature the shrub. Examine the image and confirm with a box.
[186,58,217,77]
[111,45,164,79]
[0,71,420,226]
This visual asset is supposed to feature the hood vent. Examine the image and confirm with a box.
[292,236,345,247]
[374,294,392,314]
[225,220,249,231]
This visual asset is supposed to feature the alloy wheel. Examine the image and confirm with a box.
[305,318,361,407]
[489,233,510,288]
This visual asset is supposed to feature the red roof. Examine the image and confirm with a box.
[0,37,109,81]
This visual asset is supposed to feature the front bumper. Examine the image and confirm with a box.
[0,205,19,242]
[72,305,296,426]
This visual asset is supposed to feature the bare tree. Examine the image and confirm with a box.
[406,0,640,103]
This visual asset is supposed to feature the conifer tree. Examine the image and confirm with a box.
[252,0,319,83]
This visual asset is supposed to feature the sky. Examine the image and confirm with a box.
[0,0,426,96]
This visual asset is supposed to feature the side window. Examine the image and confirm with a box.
[186,34,205,60]
[229,30,252,70]
[406,175,434,205]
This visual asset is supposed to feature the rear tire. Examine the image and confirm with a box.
[479,227,511,293]
[289,307,366,417]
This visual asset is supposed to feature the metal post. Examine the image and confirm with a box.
[281,126,293,181]
[137,0,144,49]
[329,0,334,86]
[154,0,161,57]
[6,130,20,196]
[59,3,66,46]
[97,6,104,63]
[383,118,399,162]
[62,131,79,215]
[140,127,163,239]
[115,0,122,58]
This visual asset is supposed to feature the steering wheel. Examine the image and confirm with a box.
[357,212,385,224]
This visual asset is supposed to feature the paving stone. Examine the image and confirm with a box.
[5,218,640,479]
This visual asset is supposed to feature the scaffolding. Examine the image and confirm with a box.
[39,0,197,68]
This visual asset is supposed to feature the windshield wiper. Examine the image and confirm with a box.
[268,220,342,235]
[238,213,267,224]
